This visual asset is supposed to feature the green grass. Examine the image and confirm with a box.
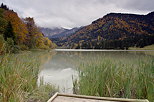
[0,52,57,102]
[74,56,154,102]
[129,44,154,56]
[129,44,154,50]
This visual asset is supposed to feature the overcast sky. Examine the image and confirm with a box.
[1,0,154,28]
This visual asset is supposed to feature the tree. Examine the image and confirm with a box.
[4,22,15,42]
[0,17,7,35]
[24,17,55,49]
[0,3,9,10]
[4,10,28,45]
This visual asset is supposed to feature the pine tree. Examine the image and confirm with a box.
[0,3,9,10]
[4,22,15,42]
[1,3,4,8]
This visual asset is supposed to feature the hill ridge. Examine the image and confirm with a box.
[54,11,154,49]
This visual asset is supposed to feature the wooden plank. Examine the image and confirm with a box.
[48,93,149,102]
[47,92,58,102]
[53,96,119,102]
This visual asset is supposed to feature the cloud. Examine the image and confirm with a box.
[121,0,154,11]
[1,0,153,28]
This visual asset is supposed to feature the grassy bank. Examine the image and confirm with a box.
[129,45,154,56]
[129,44,154,50]
[0,52,57,102]
[74,56,154,101]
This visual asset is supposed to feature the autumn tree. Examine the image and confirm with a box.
[0,8,7,35]
[3,10,28,45]
[24,17,56,49]
[0,4,56,51]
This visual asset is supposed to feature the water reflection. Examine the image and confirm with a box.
[38,51,78,93]
[38,50,154,93]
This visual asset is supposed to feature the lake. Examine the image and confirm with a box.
[37,49,154,95]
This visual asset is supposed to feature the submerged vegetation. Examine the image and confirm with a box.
[74,54,154,101]
[0,52,57,102]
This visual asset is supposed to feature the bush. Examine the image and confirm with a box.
[19,44,29,50]
[5,38,20,53]
[0,35,6,54]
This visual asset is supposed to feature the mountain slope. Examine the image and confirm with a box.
[40,27,82,47]
[40,27,67,37]
[51,27,81,38]
[51,27,82,47]
[59,12,154,49]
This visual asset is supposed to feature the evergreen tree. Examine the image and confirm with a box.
[4,22,15,42]
[0,3,4,8]
[0,3,9,10]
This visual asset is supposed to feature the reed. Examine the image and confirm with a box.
[0,53,57,102]
[74,56,154,101]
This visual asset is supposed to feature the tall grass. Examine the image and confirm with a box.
[0,52,57,102]
[74,56,154,101]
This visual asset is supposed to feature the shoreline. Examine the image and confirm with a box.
[54,49,154,52]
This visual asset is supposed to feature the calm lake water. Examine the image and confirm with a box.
[37,49,154,94]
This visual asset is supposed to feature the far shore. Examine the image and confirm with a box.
[54,49,154,52]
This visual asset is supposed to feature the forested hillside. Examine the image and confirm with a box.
[40,27,82,47]
[40,27,68,37]
[50,27,82,46]
[58,12,154,49]
[0,3,56,54]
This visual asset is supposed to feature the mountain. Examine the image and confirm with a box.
[50,27,82,47]
[40,27,82,47]
[40,27,68,37]
[58,12,154,49]
[40,27,81,39]
[51,27,81,38]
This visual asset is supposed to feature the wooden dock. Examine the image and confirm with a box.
[47,93,149,102]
